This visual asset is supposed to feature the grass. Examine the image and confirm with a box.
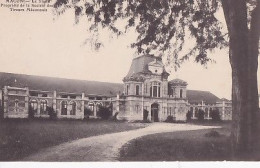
[119,122,232,161]
[0,119,146,161]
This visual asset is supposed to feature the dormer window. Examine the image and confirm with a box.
[180,89,183,98]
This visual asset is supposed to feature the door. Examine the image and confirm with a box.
[151,103,159,122]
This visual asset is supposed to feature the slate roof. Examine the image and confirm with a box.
[0,72,123,97]
[0,72,220,104]
[186,90,220,105]
[125,55,155,77]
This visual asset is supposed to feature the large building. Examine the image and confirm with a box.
[0,55,232,121]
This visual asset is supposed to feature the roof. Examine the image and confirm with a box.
[186,90,220,105]
[0,72,123,96]
[169,78,188,86]
[0,72,220,104]
[125,55,156,78]
[123,55,169,82]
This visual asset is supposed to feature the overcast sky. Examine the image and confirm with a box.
[0,3,253,100]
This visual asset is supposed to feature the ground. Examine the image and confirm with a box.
[0,119,235,161]
[119,122,231,161]
[21,122,219,161]
[0,119,146,161]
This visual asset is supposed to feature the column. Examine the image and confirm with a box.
[3,86,8,118]
[25,87,29,118]
[222,101,225,120]
[81,93,85,119]
[53,91,57,115]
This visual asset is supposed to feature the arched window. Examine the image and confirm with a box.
[61,101,67,115]
[88,102,95,116]
[136,85,139,95]
[30,99,38,111]
[180,89,183,98]
[150,82,161,97]
[40,100,47,115]
[30,99,38,115]
[70,101,76,115]
[126,85,129,95]
[96,102,103,117]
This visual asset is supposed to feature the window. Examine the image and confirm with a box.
[180,89,183,98]
[70,101,76,115]
[150,82,161,97]
[136,85,139,95]
[195,107,199,118]
[126,85,129,95]
[30,92,38,97]
[61,101,68,115]
[88,102,95,116]
[30,99,38,111]
[42,94,47,97]
[70,95,76,99]
[40,100,47,115]
[96,102,102,117]
[61,95,68,98]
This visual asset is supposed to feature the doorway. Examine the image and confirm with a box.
[151,103,159,122]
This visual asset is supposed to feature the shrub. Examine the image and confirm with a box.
[48,106,57,120]
[211,109,221,121]
[205,130,221,137]
[110,111,119,121]
[165,116,175,123]
[197,109,205,121]
[84,108,93,119]
[186,110,192,121]
[98,106,112,120]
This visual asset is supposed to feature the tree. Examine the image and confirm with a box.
[54,0,260,158]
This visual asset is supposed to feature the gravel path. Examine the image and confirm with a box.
[22,123,220,161]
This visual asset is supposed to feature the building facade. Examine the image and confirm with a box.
[0,55,232,121]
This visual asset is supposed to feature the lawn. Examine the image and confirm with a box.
[119,122,232,161]
[0,119,147,161]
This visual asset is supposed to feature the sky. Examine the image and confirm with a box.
[0,1,244,100]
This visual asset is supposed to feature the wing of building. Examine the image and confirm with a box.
[0,55,231,121]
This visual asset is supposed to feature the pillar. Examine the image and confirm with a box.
[53,90,57,114]
[25,87,29,118]
[81,93,85,119]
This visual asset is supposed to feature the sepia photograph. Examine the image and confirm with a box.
[0,0,259,167]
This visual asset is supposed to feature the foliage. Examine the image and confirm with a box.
[54,0,229,69]
[211,109,221,121]
[98,106,112,120]
[197,109,205,121]
[48,106,57,120]
[84,107,93,119]
[165,115,175,123]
